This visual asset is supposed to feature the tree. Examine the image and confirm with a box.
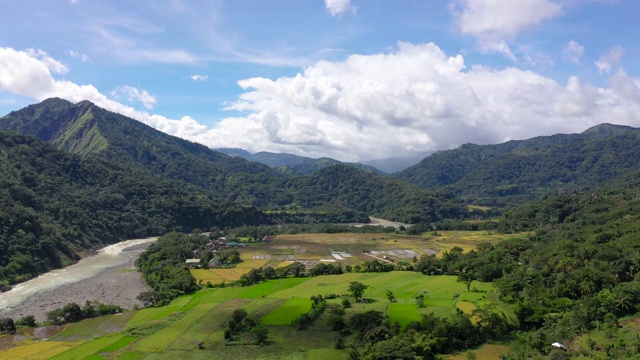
[0,317,16,334]
[16,315,36,327]
[252,324,269,345]
[344,344,363,360]
[47,308,65,325]
[350,310,383,333]
[81,301,97,319]
[386,289,395,302]
[342,298,351,308]
[349,281,369,301]
[232,308,248,324]
[457,270,476,291]
[262,266,276,280]
[367,338,416,359]
[137,290,162,307]
[63,302,83,323]
[289,262,306,277]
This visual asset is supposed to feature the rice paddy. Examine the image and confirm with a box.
[261,298,313,325]
[2,271,513,359]
[2,230,522,359]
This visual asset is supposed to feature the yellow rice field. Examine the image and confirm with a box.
[0,341,83,359]
[191,269,225,284]
[235,259,269,268]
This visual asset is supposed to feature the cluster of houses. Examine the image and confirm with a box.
[184,235,272,269]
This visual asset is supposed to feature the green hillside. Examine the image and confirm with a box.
[0,131,266,286]
[292,165,468,223]
[395,124,640,207]
[0,99,470,222]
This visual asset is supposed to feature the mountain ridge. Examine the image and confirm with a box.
[216,148,384,175]
[395,123,640,206]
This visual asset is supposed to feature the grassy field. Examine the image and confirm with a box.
[447,344,510,359]
[262,298,313,325]
[2,230,523,359]
[388,303,420,327]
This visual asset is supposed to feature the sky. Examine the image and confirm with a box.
[1,0,640,163]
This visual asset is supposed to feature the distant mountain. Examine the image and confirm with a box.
[361,155,428,173]
[395,123,640,207]
[217,148,384,174]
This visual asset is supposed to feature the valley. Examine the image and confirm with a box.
[1,99,640,359]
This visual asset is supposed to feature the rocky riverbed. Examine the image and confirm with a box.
[0,238,156,323]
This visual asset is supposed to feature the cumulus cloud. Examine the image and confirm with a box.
[453,0,562,62]
[25,49,69,74]
[69,50,90,62]
[196,41,640,161]
[2,45,640,163]
[325,0,356,17]
[190,75,208,82]
[595,45,624,74]
[111,85,157,109]
[562,41,585,65]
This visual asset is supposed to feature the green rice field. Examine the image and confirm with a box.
[1,231,524,359]
[1,270,514,359]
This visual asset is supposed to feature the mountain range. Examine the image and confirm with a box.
[2,98,640,286]
[394,123,640,206]
[216,148,384,175]
[0,99,467,286]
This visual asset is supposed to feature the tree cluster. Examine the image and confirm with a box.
[46,301,123,325]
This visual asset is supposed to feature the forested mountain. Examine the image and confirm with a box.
[488,181,640,357]
[0,98,295,207]
[0,130,267,286]
[0,99,470,221]
[217,148,383,175]
[290,165,468,223]
[395,124,640,207]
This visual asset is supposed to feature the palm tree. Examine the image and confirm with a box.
[344,344,362,360]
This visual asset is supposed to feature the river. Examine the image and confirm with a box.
[0,237,157,322]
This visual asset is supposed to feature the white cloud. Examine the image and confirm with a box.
[595,45,624,74]
[69,50,90,62]
[562,41,585,64]
[325,0,356,17]
[197,41,640,161]
[190,75,208,82]
[25,49,69,74]
[478,40,517,60]
[454,0,562,39]
[2,45,640,163]
[111,85,157,109]
[453,0,562,62]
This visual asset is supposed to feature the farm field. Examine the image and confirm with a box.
[1,271,515,359]
[447,344,511,359]
[191,230,528,284]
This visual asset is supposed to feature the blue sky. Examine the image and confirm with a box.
[1,0,640,162]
